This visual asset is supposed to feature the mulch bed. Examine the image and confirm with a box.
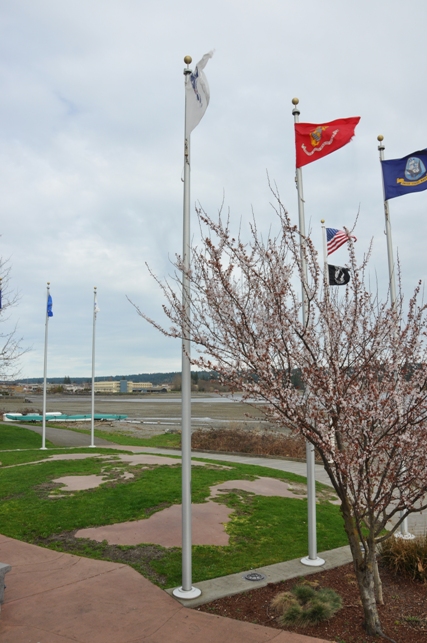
[197,562,427,642]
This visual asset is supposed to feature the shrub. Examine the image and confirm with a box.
[270,581,342,627]
[191,426,321,460]
[380,533,427,582]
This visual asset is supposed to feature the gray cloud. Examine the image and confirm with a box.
[1,0,426,377]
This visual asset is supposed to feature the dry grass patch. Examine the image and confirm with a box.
[380,533,427,582]
[191,426,322,461]
[270,580,343,627]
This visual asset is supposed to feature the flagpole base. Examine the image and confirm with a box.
[394,532,416,541]
[301,556,325,567]
[172,586,201,599]
[40,447,47,450]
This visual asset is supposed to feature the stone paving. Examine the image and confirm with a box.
[0,534,330,643]
[74,475,318,547]
[76,501,234,547]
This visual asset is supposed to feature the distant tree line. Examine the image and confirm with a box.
[16,371,221,386]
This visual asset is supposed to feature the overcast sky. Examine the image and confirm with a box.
[1,0,426,379]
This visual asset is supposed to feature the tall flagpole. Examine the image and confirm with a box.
[321,220,336,462]
[90,287,98,448]
[378,135,414,540]
[377,136,397,304]
[321,220,328,279]
[292,98,324,567]
[41,282,51,450]
[173,55,201,600]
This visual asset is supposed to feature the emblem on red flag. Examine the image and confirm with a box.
[309,125,328,147]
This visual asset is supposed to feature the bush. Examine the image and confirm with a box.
[380,533,427,582]
[191,426,322,460]
[270,581,342,627]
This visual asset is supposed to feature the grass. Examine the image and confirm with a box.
[0,425,348,588]
[380,533,427,582]
[0,423,56,450]
[270,581,342,627]
[0,423,130,466]
[87,429,181,448]
[192,427,310,459]
[152,492,347,585]
[37,424,182,449]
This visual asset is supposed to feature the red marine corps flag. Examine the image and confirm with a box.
[295,117,360,168]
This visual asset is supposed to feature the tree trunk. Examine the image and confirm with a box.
[341,504,384,636]
[352,547,383,635]
[373,552,384,605]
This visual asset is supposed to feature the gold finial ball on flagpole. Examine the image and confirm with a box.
[377,135,384,142]
[292,97,299,106]
[321,219,325,224]
[184,55,192,65]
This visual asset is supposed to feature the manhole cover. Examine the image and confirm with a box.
[243,572,265,582]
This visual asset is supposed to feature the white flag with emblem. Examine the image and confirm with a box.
[185,51,214,134]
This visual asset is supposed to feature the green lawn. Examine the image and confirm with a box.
[0,423,55,450]
[21,422,182,449]
[0,425,348,588]
[82,428,181,449]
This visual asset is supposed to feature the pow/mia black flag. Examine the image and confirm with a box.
[328,264,350,286]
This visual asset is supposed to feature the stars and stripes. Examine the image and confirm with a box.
[326,228,357,255]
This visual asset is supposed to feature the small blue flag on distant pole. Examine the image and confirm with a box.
[47,294,53,317]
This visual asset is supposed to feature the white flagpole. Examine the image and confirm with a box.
[41,282,51,450]
[378,135,413,540]
[90,287,98,448]
[321,220,328,278]
[377,136,397,304]
[292,98,324,567]
[321,220,336,462]
[173,55,201,600]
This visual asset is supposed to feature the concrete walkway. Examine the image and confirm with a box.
[0,534,332,643]
[15,422,115,447]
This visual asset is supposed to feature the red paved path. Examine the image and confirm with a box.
[0,534,329,643]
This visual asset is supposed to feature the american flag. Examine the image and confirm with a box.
[326,228,357,255]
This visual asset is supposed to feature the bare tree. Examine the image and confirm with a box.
[136,193,427,640]
[0,258,26,381]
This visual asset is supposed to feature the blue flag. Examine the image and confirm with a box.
[47,294,53,317]
[381,149,427,200]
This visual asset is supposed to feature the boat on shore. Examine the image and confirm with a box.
[3,412,127,422]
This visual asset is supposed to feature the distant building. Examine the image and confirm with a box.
[130,382,154,392]
[92,381,172,394]
[93,381,127,393]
